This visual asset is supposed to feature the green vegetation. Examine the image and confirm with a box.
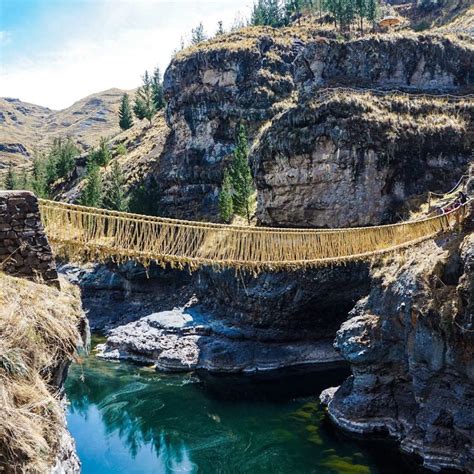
[80,162,103,207]
[49,138,79,181]
[103,161,127,211]
[4,166,18,190]
[115,143,127,156]
[134,71,156,126]
[218,170,234,222]
[132,66,165,127]
[128,177,161,216]
[191,22,207,44]
[152,67,165,111]
[88,137,111,167]
[218,124,255,224]
[249,0,381,32]
[118,93,134,131]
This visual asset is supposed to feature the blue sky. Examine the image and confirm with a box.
[0,0,251,109]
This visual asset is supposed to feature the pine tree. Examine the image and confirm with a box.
[4,166,18,190]
[103,161,127,211]
[52,137,78,179]
[216,20,225,36]
[151,67,165,111]
[128,177,161,216]
[218,169,234,223]
[118,93,134,131]
[19,170,29,189]
[31,151,49,198]
[89,137,111,167]
[80,163,103,207]
[134,71,156,126]
[230,124,254,224]
[251,0,286,27]
[191,22,207,44]
[354,0,367,33]
[366,0,378,29]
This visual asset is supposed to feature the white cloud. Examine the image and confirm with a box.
[0,1,251,109]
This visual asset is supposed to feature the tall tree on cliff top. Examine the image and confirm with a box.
[230,124,254,224]
[191,22,207,44]
[366,0,379,29]
[134,71,156,126]
[118,93,134,131]
[151,67,165,111]
[251,0,286,27]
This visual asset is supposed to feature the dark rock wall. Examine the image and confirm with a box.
[0,190,58,285]
[322,205,474,472]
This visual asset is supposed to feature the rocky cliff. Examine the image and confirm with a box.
[159,29,473,225]
[321,201,474,472]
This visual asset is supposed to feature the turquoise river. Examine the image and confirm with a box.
[65,339,424,474]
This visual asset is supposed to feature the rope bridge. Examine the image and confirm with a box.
[37,198,468,272]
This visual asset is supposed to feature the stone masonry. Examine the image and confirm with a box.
[0,191,58,286]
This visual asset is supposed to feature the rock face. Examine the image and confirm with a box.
[295,34,473,92]
[161,29,473,225]
[321,205,474,472]
[254,91,473,227]
[0,191,59,285]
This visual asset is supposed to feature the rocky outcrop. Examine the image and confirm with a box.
[96,307,343,373]
[161,29,473,224]
[321,205,474,472]
[254,91,473,227]
[66,261,366,372]
[295,34,473,93]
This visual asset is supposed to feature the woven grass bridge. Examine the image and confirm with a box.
[38,197,468,272]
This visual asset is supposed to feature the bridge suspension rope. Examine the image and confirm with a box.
[38,197,468,272]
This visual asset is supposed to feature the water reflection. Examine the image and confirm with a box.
[66,341,420,474]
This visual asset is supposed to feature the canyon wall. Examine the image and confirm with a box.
[321,200,474,472]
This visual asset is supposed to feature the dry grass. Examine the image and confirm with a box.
[0,272,83,473]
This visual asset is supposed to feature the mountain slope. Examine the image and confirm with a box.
[0,88,132,171]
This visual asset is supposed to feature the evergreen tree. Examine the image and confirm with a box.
[52,137,78,179]
[31,151,49,198]
[191,22,207,44]
[354,0,367,33]
[89,137,111,167]
[229,124,254,224]
[80,163,103,207]
[216,20,225,36]
[128,177,161,216]
[366,0,378,29]
[4,166,18,190]
[134,71,156,126]
[103,161,127,211]
[251,0,286,27]
[218,169,234,223]
[19,169,29,189]
[151,67,165,111]
[118,93,134,131]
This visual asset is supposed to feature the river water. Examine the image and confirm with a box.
[65,338,419,474]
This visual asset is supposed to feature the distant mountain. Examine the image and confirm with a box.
[0,88,134,172]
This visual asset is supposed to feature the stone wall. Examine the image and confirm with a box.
[0,190,58,286]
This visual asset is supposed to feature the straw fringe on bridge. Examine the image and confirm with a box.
[38,199,467,272]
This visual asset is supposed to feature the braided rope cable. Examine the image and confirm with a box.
[37,197,468,271]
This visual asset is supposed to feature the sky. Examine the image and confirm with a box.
[0,0,252,110]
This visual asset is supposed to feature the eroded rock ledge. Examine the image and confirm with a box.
[321,204,474,472]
